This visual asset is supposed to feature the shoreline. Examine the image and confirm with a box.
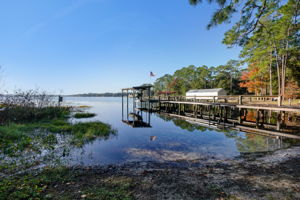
[13,146,300,199]
[69,146,300,199]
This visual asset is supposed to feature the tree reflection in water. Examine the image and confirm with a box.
[157,114,299,154]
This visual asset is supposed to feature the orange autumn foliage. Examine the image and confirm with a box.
[239,67,267,95]
[285,81,300,99]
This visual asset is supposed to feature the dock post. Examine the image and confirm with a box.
[256,109,260,128]
[281,111,286,127]
[133,90,135,112]
[158,96,161,111]
[200,106,203,118]
[126,90,129,120]
[218,106,222,124]
[122,90,124,120]
[278,96,282,106]
[238,96,243,105]
[238,108,242,124]
[208,105,211,125]
[224,107,227,123]
[213,106,216,121]
[222,107,225,126]
[276,111,281,131]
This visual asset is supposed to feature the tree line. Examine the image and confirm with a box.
[154,0,299,97]
[153,60,246,95]
[188,0,300,98]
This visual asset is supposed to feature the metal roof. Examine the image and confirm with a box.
[186,88,224,93]
[122,85,153,91]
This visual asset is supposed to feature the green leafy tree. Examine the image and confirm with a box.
[153,62,244,95]
[190,0,300,97]
[153,74,174,93]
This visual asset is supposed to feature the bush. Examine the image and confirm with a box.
[0,89,70,124]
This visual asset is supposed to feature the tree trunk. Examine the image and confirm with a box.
[274,48,281,96]
[269,51,273,95]
[282,29,290,99]
[230,74,232,94]
[281,54,285,99]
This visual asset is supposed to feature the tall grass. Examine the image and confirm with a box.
[0,89,69,124]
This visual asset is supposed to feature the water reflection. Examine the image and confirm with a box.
[63,97,299,166]
[157,113,293,154]
[122,110,151,128]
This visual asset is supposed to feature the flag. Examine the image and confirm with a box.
[150,71,156,77]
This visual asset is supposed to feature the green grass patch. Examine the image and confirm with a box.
[0,167,134,200]
[74,112,96,119]
[0,167,75,200]
[0,119,115,156]
[0,103,119,199]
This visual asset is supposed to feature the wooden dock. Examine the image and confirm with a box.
[121,85,300,138]
[158,94,300,112]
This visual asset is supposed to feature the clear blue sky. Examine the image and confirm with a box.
[0,0,241,94]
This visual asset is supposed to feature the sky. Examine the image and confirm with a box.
[0,0,241,94]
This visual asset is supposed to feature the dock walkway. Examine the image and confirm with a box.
[162,100,300,113]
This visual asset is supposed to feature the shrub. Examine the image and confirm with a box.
[0,89,70,124]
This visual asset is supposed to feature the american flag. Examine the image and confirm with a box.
[150,71,156,77]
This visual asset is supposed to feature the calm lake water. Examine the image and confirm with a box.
[64,97,298,166]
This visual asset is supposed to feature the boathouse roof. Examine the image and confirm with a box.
[122,84,153,91]
[186,88,225,93]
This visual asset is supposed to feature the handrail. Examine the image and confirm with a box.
[151,95,284,106]
[154,95,279,98]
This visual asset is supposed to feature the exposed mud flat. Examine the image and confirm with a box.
[48,146,300,200]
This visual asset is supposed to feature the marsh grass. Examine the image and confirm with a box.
[0,106,70,124]
[0,119,115,156]
[0,90,115,156]
[74,112,96,119]
[78,105,91,108]
[0,90,118,199]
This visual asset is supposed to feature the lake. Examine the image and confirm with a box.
[64,97,299,166]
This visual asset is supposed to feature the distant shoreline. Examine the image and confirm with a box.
[65,93,122,97]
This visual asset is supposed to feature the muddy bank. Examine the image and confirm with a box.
[41,146,300,200]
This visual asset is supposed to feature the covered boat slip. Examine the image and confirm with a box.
[121,85,153,128]
[186,88,227,100]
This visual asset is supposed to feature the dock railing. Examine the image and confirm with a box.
[152,95,297,107]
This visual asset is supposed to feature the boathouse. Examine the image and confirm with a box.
[186,88,227,99]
